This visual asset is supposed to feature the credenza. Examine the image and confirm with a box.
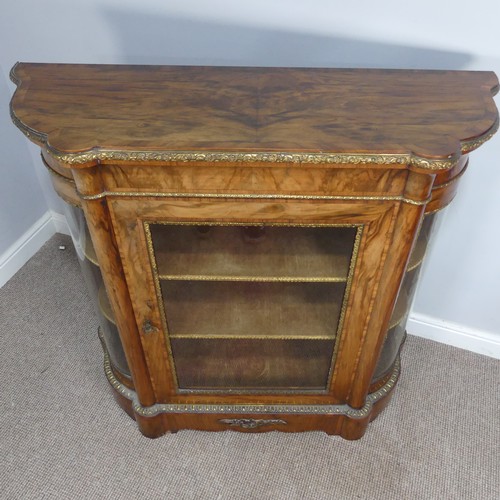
[10,63,498,438]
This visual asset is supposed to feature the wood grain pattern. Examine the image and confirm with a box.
[11,64,498,171]
[346,173,431,407]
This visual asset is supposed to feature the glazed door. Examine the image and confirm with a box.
[147,221,359,392]
[109,197,397,403]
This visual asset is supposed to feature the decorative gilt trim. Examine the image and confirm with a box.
[56,150,411,166]
[148,221,358,228]
[460,117,499,154]
[325,225,363,387]
[168,334,335,340]
[81,191,429,206]
[99,328,401,419]
[158,275,347,283]
[431,159,469,191]
[48,148,460,170]
[219,418,287,429]
[9,102,47,145]
[40,153,69,180]
[408,154,456,171]
[99,328,136,402]
[9,62,21,85]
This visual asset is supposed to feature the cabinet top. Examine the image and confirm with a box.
[10,63,499,171]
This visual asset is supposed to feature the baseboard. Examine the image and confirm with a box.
[407,312,500,359]
[0,211,56,287]
[51,210,71,235]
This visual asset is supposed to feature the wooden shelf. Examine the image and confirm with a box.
[162,280,345,340]
[389,267,420,329]
[98,286,115,324]
[151,224,356,282]
[373,322,406,382]
[407,214,435,272]
[395,215,437,325]
[407,235,426,272]
[83,227,99,267]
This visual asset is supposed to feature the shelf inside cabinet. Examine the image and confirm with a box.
[98,286,116,324]
[407,235,426,272]
[373,322,406,382]
[83,227,99,267]
[161,280,345,340]
[150,224,357,282]
[388,267,420,329]
[408,214,435,272]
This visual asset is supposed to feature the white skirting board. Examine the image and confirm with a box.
[50,211,71,236]
[0,210,70,288]
[407,313,500,360]
[2,211,499,360]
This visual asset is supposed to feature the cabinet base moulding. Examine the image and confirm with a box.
[100,329,400,439]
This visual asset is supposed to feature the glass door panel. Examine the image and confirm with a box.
[161,281,344,339]
[150,224,354,281]
[170,338,335,390]
[147,223,360,393]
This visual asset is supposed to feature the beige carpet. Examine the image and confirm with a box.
[1,234,499,499]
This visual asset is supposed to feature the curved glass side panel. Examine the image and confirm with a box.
[64,204,130,377]
[372,212,439,382]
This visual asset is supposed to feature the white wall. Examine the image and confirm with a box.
[1,1,499,354]
[0,67,48,255]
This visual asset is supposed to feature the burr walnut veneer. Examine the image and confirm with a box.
[10,63,498,439]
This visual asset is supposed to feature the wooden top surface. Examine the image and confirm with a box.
[10,63,499,169]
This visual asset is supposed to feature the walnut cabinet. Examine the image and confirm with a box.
[10,63,498,438]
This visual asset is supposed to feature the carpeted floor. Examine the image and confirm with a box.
[1,234,499,499]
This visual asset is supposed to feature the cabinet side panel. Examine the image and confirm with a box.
[346,171,434,407]
[72,165,157,407]
[329,204,397,401]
